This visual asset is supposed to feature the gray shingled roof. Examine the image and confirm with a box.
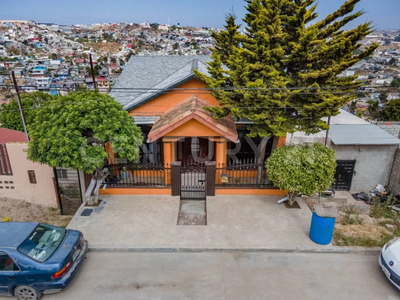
[109,56,211,110]
[330,124,400,145]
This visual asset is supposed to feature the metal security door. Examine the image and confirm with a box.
[333,160,356,191]
[54,168,83,215]
[180,161,206,200]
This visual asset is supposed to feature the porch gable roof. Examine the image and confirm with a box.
[147,95,238,143]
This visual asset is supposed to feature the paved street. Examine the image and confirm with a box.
[3,251,399,300]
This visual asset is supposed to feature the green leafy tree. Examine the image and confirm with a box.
[391,78,400,87]
[86,65,101,76]
[195,0,378,137]
[379,92,388,104]
[356,92,366,98]
[366,100,380,120]
[0,92,52,132]
[102,32,113,41]
[98,56,108,64]
[126,50,134,61]
[9,48,20,55]
[49,53,58,60]
[27,91,143,174]
[266,143,337,206]
[150,23,159,31]
[380,99,400,121]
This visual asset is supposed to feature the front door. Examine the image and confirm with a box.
[333,160,356,191]
[176,137,215,164]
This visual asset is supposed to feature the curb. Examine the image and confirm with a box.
[87,246,382,255]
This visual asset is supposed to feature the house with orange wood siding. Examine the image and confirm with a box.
[103,56,286,198]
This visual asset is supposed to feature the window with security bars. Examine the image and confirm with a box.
[28,170,37,184]
[0,145,12,175]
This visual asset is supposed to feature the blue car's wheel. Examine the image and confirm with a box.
[14,285,42,300]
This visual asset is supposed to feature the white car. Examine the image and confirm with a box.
[380,237,400,289]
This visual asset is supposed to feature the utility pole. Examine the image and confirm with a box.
[89,53,97,89]
[325,116,331,146]
[10,71,29,141]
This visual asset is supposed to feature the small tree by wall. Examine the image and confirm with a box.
[27,91,143,203]
[266,143,337,206]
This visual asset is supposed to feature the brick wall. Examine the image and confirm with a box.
[373,121,400,138]
[388,147,400,195]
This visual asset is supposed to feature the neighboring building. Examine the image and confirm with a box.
[96,77,110,93]
[99,66,109,77]
[0,128,84,214]
[35,77,51,90]
[108,63,120,74]
[12,66,25,78]
[85,78,95,90]
[32,65,47,77]
[288,110,400,192]
[0,128,57,207]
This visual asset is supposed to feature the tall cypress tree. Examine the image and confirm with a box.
[195,0,378,137]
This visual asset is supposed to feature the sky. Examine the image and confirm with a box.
[0,0,399,30]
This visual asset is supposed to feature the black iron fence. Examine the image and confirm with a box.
[104,160,277,190]
[105,163,171,187]
[216,160,277,189]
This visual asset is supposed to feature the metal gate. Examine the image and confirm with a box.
[180,161,206,200]
[332,160,356,191]
[54,168,83,215]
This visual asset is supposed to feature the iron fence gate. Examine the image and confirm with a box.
[180,161,206,200]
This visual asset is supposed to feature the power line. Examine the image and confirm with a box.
[0,84,399,91]
[0,99,391,113]
[0,86,397,96]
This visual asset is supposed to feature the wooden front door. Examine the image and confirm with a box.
[176,137,215,164]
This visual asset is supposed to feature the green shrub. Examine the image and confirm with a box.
[370,195,396,219]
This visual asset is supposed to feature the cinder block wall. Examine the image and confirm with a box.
[373,121,400,138]
[330,144,397,192]
[388,148,400,195]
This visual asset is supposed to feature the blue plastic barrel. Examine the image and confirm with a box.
[309,211,336,245]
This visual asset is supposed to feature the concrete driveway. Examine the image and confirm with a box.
[67,195,322,250]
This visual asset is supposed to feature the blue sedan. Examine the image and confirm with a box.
[0,222,88,300]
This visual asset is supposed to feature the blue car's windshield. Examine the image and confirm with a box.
[17,224,66,262]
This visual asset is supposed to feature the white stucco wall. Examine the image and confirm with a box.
[0,143,58,207]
